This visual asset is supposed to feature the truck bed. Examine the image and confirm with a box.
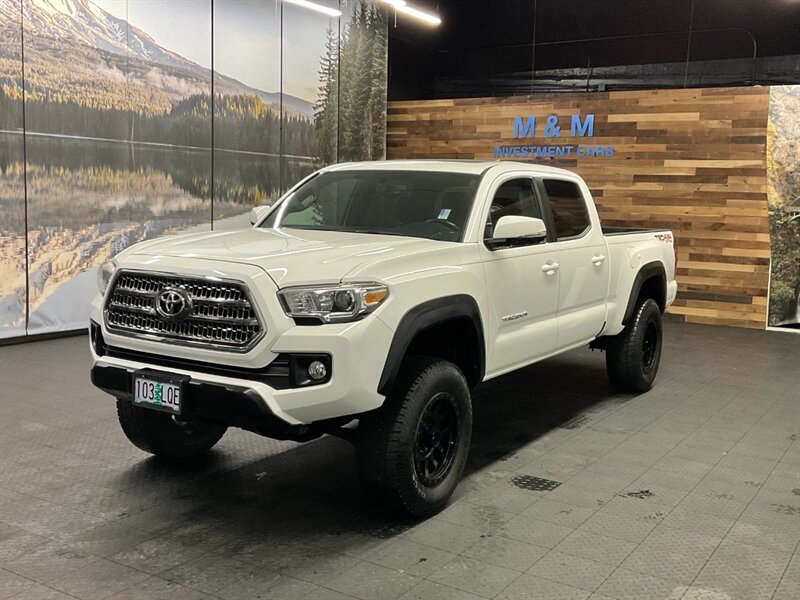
[602,226,669,236]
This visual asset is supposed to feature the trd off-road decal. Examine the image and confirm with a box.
[655,233,673,243]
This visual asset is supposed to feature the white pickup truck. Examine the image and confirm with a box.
[90,160,677,516]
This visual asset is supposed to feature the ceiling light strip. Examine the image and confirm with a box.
[284,0,343,18]
[380,0,441,26]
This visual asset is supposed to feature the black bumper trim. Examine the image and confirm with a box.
[91,364,309,439]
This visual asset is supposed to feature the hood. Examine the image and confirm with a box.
[127,227,452,287]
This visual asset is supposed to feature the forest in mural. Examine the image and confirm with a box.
[0,0,387,338]
[767,85,800,328]
[315,2,387,163]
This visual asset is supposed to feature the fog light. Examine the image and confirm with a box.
[307,360,327,380]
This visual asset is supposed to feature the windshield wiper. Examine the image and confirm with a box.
[280,226,337,232]
[342,229,404,236]
[280,226,407,237]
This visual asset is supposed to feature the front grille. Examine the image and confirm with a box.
[104,271,264,351]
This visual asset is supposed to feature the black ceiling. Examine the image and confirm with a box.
[388,0,800,99]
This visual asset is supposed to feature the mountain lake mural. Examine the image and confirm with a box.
[0,0,387,337]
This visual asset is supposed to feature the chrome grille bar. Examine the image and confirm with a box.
[104,270,265,351]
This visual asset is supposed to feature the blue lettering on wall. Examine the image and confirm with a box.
[513,116,536,138]
[570,114,594,137]
[497,113,610,159]
[543,115,561,138]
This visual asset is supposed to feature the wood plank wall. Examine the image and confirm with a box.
[387,87,771,328]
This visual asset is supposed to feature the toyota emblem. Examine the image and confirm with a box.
[156,287,192,321]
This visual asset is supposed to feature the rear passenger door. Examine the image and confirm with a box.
[538,178,609,348]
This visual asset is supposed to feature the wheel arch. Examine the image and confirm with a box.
[623,261,667,326]
[378,295,486,394]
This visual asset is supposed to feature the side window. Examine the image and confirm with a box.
[486,178,541,238]
[543,179,591,240]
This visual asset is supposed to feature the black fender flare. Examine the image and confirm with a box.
[377,294,485,395]
[623,261,667,326]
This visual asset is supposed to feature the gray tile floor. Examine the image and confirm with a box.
[1,320,798,600]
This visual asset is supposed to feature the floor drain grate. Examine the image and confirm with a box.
[560,415,590,430]
[511,475,561,492]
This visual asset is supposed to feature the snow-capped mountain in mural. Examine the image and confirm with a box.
[21,0,194,71]
[2,0,312,115]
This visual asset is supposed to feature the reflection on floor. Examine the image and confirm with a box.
[1,320,798,600]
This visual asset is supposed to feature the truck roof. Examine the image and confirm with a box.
[324,159,578,178]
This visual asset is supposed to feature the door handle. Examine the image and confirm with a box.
[541,262,560,274]
[592,254,606,266]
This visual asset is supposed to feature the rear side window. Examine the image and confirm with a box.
[543,179,590,240]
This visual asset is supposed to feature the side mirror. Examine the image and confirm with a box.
[486,216,548,250]
[249,205,272,226]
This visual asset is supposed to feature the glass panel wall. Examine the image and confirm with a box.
[0,0,387,338]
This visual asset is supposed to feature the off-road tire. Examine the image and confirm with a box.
[117,399,227,459]
[606,298,663,393]
[356,357,472,517]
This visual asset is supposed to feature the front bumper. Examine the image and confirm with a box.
[89,256,395,426]
[90,310,394,426]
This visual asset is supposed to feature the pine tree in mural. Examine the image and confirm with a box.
[366,4,388,160]
[315,25,339,164]
[316,0,387,163]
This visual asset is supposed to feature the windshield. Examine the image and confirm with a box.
[261,170,481,242]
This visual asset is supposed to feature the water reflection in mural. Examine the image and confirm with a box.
[23,135,213,331]
[0,136,25,337]
[0,0,386,337]
[0,0,25,336]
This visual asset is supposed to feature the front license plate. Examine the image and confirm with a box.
[133,371,187,415]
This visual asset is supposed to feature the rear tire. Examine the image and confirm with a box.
[117,399,227,460]
[606,298,663,393]
[356,357,472,518]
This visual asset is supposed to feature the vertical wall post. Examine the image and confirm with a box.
[210,0,215,230]
[20,0,29,334]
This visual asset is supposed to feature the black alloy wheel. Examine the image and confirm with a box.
[356,356,473,517]
[641,321,659,373]
[414,392,460,486]
[605,298,663,393]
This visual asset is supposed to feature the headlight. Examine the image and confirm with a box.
[97,259,117,295]
[278,282,389,323]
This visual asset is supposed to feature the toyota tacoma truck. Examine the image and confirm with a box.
[90,160,677,516]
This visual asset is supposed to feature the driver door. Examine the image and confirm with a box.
[480,175,560,376]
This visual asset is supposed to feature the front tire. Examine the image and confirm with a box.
[117,399,227,460]
[356,357,472,518]
[606,298,663,393]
